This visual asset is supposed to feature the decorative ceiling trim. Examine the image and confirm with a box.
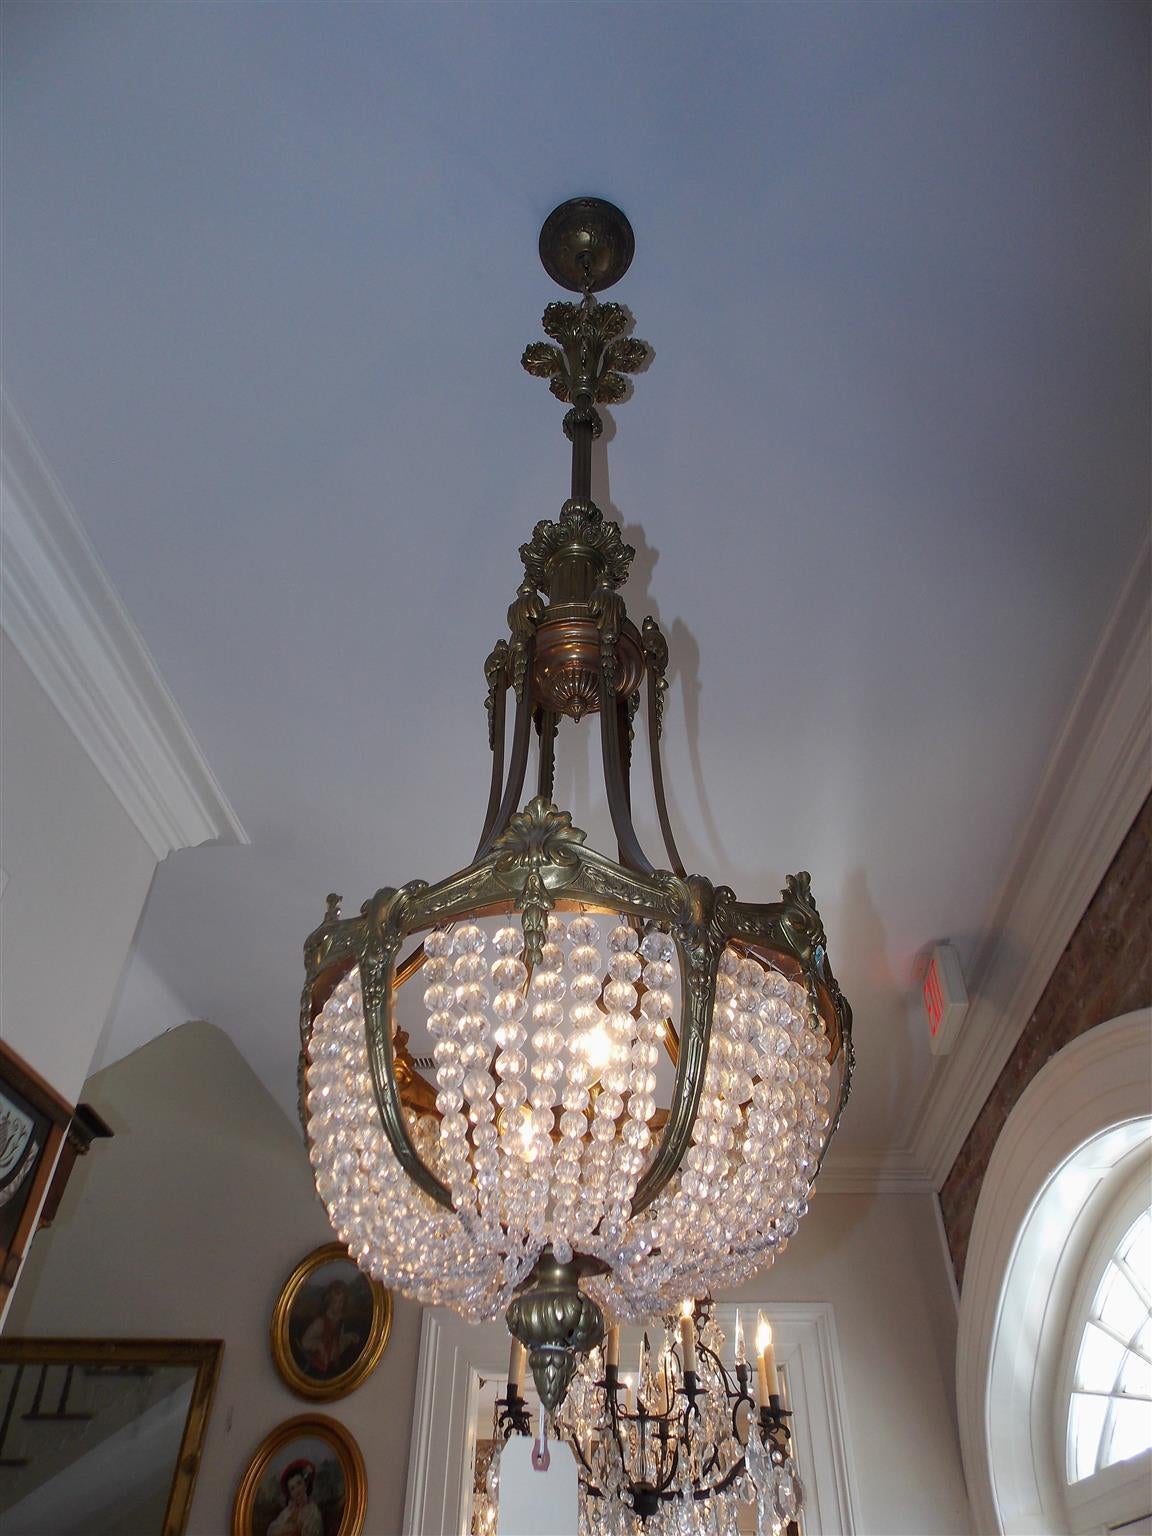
[906,536,1152,1191]
[0,389,248,860]
[813,1147,934,1196]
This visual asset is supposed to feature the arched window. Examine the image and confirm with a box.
[957,1011,1152,1536]
[1060,1165,1152,1534]
[1068,1209,1152,1479]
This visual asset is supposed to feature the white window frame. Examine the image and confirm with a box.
[1057,1164,1152,1535]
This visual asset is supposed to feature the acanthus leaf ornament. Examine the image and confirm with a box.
[523,296,649,407]
[491,796,588,873]
[642,615,670,738]
[491,797,588,964]
[520,499,635,595]
[507,579,544,702]
[299,199,853,1450]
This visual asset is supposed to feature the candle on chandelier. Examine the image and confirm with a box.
[679,1299,697,1375]
[660,1345,676,1414]
[605,1325,620,1370]
[733,1308,746,1366]
[755,1312,780,1406]
[509,1338,526,1396]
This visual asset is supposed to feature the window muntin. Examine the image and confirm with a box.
[1067,1206,1152,1484]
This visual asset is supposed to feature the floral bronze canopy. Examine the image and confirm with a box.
[300,198,853,1414]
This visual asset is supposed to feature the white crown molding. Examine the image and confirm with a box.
[906,534,1152,1190]
[813,1145,935,1195]
[0,389,247,860]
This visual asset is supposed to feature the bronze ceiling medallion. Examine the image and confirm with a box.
[537,195,636,293]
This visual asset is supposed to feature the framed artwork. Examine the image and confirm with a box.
[0,1041,73,1301]
[270,1243,391,1400]
[0,1337,222,1536]
[232,1414,366,1536]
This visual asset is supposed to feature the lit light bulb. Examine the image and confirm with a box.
[755,1311,779,1405]
[582,1022,612,1070]
[518,1106,537,1162]
[755,1313,771,1356]
[679,1298,697,1373]
[734,1308,746,1365]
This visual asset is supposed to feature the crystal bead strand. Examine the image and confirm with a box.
[573,923,637,1246]
[524,916,566,1245]
[596,926,651,1253]
[485,925,527,1239]
[599,928,669,1265]
[493,920,531,1243]
[342,970,482,1304]
[438,924,485,1218]
[551,913,603,1262]
[706,954,762,1262]
[307,968,501,1312]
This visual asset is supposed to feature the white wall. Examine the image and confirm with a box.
[5,1020,422,1536]
[0,632,157,1101]
[6,1010,970,1536]
[719,1192,972,1536]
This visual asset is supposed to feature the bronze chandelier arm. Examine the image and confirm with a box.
[630,921,721,1215]
[297,979,316,1134]
[639,616,686,879]
[475,638,536,860]
[724,886,854,1070]
[646,662,687,879]
[477,647,510,855]
[360,896,455,1211]
[597,654,657,878]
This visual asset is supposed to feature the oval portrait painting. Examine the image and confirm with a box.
[232,1414,365,1536]
[271,1243,391,1400]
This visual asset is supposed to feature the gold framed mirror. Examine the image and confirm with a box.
[0,1338,222,1536]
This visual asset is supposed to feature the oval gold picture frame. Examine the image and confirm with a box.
[232,1413,366,1536]
[270,1242,392,1401]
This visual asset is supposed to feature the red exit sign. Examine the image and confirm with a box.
[922,942,969,1056]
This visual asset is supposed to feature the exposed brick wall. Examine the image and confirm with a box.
[940,794,1152,1291]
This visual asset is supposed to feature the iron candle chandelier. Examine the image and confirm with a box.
[300,198,854,1418]
[487,1301,804,1536]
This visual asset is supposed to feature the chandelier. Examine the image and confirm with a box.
[300,197,853,1415]
[487,1302,803,1536]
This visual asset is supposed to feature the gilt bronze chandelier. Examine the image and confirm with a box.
[300,198,853,1416]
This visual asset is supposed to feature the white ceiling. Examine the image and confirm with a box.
[2,3,1148,1166]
